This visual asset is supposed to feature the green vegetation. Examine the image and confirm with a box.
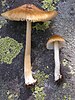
[62,59,68,67]
[33,70,49,86]
[42,0,59,11]
[63,95,71,100]
[1,0,10,12]
[33,86,46,100]
[1,0,6,7]
[33,0,60,31]
[57,95,72,100]
[0,17,7,29]
[62,82,70,89]
[33,21,51,31]
[31,70,49,100]
[0,37,23,64]
[7,90,19,100]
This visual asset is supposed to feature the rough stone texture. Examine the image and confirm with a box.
[0,0,75,100]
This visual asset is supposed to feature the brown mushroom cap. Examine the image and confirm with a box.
[46,34,65,49]
[1,4,58,22]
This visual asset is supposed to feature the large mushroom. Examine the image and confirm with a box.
[46,35,65,81]
[1,4,58,85]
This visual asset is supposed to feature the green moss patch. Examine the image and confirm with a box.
[7,90,20,100]
[42,0,60,11]
[33,21,51,31]
[31,70,49,100]
[33,0,60,31]
[0,37,23,64]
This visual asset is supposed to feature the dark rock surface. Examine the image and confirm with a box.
[0,0,75,100]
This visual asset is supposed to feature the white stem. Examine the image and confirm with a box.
[24,20,31,79]
[54,42,62,81]
[24,20,36,85]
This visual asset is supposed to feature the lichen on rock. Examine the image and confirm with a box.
[0,37,23,64]
[31,70,49,100]
[0,16,7,29]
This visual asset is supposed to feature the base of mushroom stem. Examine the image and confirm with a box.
[54,74,62,81]
[25,75,37,85]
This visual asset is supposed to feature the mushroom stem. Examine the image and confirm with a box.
[54,41,62,81]
[24,20,36,85]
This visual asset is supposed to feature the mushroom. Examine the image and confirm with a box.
[46,35,65,81]
[1,4,58,85]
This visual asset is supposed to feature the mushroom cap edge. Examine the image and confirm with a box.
[46,34,65,50]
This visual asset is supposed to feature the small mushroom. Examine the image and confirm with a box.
[1,4,57,85]
[46,35,65,81]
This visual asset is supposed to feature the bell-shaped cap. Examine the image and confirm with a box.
[1,4,58,22]
[46,35,65,49]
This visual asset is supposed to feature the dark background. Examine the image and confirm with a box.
[0,0,75,100]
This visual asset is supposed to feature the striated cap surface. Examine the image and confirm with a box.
[1,4,58,22]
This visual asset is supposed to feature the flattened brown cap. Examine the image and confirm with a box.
[1,4,58,22]
[46,34,65,49]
